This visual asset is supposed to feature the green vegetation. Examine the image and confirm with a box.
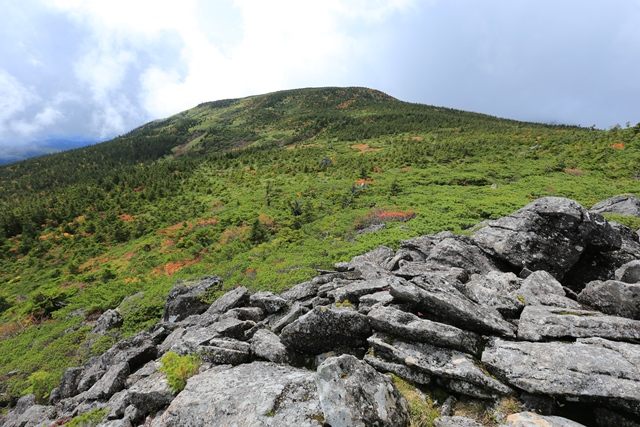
[159,351,201,393]
[391,374,440,427]
[0,87,639,403]
[66,408,108,427]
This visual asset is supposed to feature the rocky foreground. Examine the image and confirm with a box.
[3,196,640,427]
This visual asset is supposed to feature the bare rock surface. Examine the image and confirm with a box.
[517,305,640,342]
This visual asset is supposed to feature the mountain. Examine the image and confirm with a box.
[0,86,639,414]
[0,138,97,166]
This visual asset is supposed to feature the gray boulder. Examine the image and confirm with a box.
[162,276,221,323]
[482,337,640,415]
[152,362,323,426]
[563,221,640,291]
[280,307,371,354]
[197,338,251,365]
[434,416,483,427]
[514,271,581,309]
[615,260,640,283]
[203,286,249,316]
[368,333,511,398]
[315,355,409,427]
[126,372,174,420]
[267,303,309,334]
[358,291,393,314]
[84,362,130,401]
[517,305,640,342]
[473,197,621,279]
[591,194,640,217]
[367,305,482,355]
[250,329,289,363]
[2,404,57,427]
[501,411,587,426]
[335,246,395,279]
[424,234,500,275]
[460,271,523,317]
[328,277,399,303]
[364,354,432,386]
[578,280,640,320]
[249,292,288,314]
[93,309,123,334]
[390,276,515,337]
[54,367,83,401]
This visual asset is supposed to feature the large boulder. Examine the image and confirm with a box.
[93,309,124,334]
[514,271,580,309]
[162,276,222,323]
[473,197,621,279]
[368,333,511,398]
[249,329,289,363]
[591,194,640,217]
[152,363,323,426]
[249,292,287,314]
[481,337,640,416]
[367,305,482,355]
[203,286,249,316]
[315,355,409,427]
[578,280,640,320]
[335,246,395,279]
[390,276,515,337]
[280,307,371,354]
[459,271,523,317]
[517,305,640,342]
[563,221,640,291]
[615,260,640,283]
[2,404,57,427]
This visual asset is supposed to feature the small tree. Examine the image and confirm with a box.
[249,219,269,244]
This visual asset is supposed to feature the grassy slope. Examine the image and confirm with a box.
[0,87,639,402]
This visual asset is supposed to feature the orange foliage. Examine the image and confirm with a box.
[119,213,135,222]
[337,99,356,109]
[564,168,584,176]
[350,143,382,154]
[154,257,201,276]
[611,142,625,150]
[219,225,250,245]
[196,217,219,227]
[355,208,416,229]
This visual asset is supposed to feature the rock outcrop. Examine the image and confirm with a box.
[3,196,639,427]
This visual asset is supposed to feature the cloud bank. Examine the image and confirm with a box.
[0,0,639,161]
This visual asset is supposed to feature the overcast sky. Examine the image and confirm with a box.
[1,0,640,161]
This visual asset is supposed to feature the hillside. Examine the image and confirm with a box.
[1,86,640,408]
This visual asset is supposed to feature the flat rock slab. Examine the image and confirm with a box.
[578,280,640,320]
[152,363,323,427]
[517,305,640,342]
[368,333,511,397]
[481,337,640,415]
[390,276,515,337]
[327,277,399,303]
[591,194,640,217]
[204,286,249,315]
[280,307,371,354]
[367,305,482,355]
[502,412,586,427]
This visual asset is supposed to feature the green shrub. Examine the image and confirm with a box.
[391,375,440,427]
[28,370,57,403]
[66,408,108,427]
[602,213,640,231]
[159,351,201,393]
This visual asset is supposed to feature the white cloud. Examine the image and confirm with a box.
[46,0,414,119]
[0,69,38,136]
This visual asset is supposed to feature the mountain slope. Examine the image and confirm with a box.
[0,86,639,405]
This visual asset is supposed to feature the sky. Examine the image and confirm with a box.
[1,0,640,162]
